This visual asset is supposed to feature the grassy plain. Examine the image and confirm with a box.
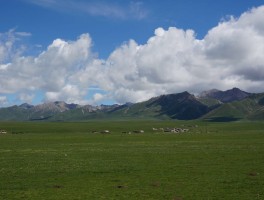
[0,120,263,200]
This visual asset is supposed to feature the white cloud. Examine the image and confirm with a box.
[18,93,35,103]
[128,1,148,20]
[1,5,264,105]
[24,0,148,20]
[0,34,92,103]
[0,29,17,63]
[203,6,264,85]
[45,84,86,103]
[92,5,264,102]
[92,93,105,103]
[0,29,31,63]
[15,32,32,37]
[0,96,8,106]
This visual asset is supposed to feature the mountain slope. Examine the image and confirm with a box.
[199,88,251,103]
[1,88,264,121]
[0,101,80,121]
[49,104,122,121]
[0,106,31,121]
[110,92,210,120]
[204,93,264,121]
[29,101,80,120]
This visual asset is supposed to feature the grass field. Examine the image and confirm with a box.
[0,120,263,200]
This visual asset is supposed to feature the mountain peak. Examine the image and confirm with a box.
[0,88,260,121]
[19,103,34,109]
[198,89,220,98]
[199,88,251,103]
[143,91,208,120]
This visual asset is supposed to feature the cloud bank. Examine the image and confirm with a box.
[1,6,264,106]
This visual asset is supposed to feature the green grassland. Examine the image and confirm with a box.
[0,121,264,200]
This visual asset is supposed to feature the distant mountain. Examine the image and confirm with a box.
[198,88,251,103]
[203,93,264,121]
[199,89,221,98]
[0,101,81,121]
[107,92,210,120]
[145,92,210,119]
[28,101,81,120]
[19,103,34,109]
[1,88,264,121]
[49,104,122,121]
[0,105,31,121]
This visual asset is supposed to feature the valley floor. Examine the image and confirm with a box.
[0,121,263,200]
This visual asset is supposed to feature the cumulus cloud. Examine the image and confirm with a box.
[94,5,264,102]
[45,84,86,103]
[0,34,92,103]
[1,5,264,106]
[204,7,264,83]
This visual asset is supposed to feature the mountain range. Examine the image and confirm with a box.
[1,88,264,121]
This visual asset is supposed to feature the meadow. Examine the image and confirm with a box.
[0,120,263,200]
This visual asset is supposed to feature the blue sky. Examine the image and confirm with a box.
[2,0,263,57]
[1,0,264,106]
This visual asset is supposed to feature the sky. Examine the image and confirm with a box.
[1,0,264,106]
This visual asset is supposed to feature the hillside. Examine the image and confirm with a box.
[203,93,264,121]
[198,88,251,103]
[0,101,80,121]
[50,92,210,120]
[1,88,264,121]
[116,92,210,120]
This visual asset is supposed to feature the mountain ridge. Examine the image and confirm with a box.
[1,88,263,121]
[198,87,252,103]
